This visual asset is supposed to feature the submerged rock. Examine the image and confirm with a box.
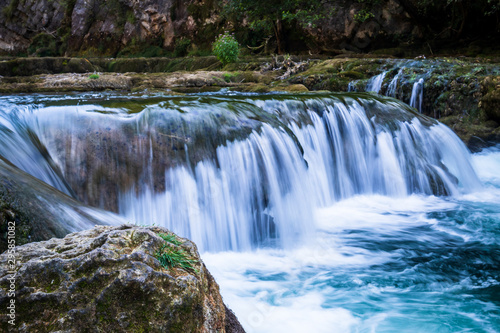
[0,224,245,332]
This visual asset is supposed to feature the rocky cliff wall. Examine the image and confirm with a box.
[0,0,217,56]
[0,0,419,56]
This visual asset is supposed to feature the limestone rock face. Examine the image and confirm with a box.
[0,0,66,54]
[304,0,416,52]
[0,225,245,332]
[0,0,200,55]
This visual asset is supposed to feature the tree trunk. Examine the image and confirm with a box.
[273,19,284,54]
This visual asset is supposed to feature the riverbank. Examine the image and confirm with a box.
[1,56,499,150]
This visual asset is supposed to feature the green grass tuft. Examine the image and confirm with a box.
[155,243,198,273]
[157,233,183,246]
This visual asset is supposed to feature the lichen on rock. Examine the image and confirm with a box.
[0,225,245,332]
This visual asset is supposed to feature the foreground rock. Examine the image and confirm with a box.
[0,225,245,332]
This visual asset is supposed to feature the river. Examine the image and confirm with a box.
[0,92,498,332]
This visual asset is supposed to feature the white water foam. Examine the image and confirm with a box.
[201,146,500,333]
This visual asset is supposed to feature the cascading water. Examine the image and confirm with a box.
[119,123,314,251]
[365,71,387,93]
[0,93,480,251]
[347,81,357,92]
[351,68,425,113]
[386,68,403,97]
[0,92,497,332]
[0,104,74,196]
[349,71,388,93]
[410,78,424,113]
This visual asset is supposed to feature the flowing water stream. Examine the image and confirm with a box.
[0,92,498,332]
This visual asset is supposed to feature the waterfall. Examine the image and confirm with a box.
[409,78,424,113]
[387,68,403,97]
[365,71,387,93]
[0,93,481,252]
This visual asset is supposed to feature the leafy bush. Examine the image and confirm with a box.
[212,32,239,65]
[354,9,374,22]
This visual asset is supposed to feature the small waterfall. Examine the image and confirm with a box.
[387,68,403,97]
[0,93,481,252]
[348,81,358,92]
[365,71,387,93]
[118,96,479,251]
[409,78,424,113]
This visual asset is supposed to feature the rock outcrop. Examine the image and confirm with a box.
[290,57,500,149]
[0,224,245,332]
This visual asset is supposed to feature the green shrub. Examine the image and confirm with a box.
[354,9,374,22]
[174,38,192,57]
[89,73,100,79]
[212,32,239,66]
[223,73,235,82]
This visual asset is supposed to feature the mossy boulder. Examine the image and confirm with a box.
[0,224,244,332]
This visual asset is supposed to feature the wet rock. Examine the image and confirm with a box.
[0,224,244,332]
[270,84,309,92]
[0,157,111,253]
[0,57,96,77]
